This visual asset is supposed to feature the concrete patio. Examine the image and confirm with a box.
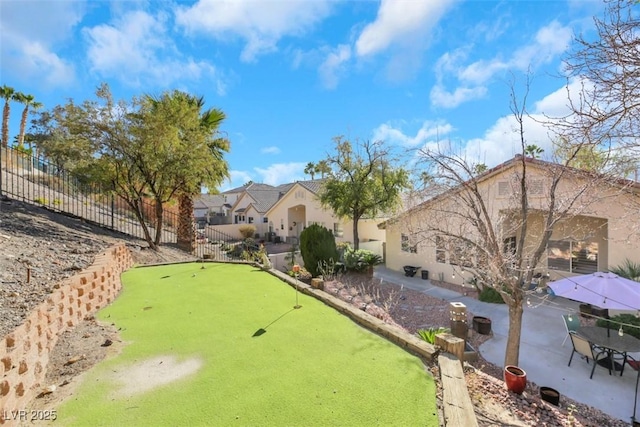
[374,266,640,424]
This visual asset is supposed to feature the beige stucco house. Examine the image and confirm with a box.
[202,180,386,249]
[264,180,385,246]
[382,156,640,286]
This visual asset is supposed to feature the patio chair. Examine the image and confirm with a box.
[568,331,609,379]
[561,313,581,347]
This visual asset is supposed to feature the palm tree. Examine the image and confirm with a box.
[0,85,15,148]
[610,259,640,282]
[15,92,42,150]
[315,159,331,178]
[304,162,316,179]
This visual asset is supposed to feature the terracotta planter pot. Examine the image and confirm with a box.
[472,316,492,335]
[504,365,527,395]
[540,386,560,406]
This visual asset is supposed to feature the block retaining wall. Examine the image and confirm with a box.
[0,245,132,425]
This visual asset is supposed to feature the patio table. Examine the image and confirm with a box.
[578,326,640,375]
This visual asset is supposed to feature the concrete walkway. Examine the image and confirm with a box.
[373,266,640,424]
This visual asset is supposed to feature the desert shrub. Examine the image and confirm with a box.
[417,327,450,345]
[479,286,505,304]
[288,266,312,282]
[238,225,256,239]
[597,314,640,340]
[299,224,338,277]
[343,247,383,272]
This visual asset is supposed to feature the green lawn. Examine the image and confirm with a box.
[57,263,438,426]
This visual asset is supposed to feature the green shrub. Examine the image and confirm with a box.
[238,225,256,239]
[343,247,383,272]
[299,224,338,277]
[596,314,640,340]
[478,286,505,304]
[287,267,312,282]
[417,327,450,345]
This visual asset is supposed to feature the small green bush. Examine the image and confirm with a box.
[478,286,505,304]
[597,314,640,340]
[417,327,450,345]
[238,225,256,239]
[343,247,383,272]
[288,267,312,282]
[299,224,338,277]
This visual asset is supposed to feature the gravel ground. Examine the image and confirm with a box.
[0,198,196,338]
[329,275,632,427]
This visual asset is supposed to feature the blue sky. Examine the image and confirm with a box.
[1,0,604,191]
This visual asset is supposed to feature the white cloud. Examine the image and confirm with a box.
[355,0,455,58]
[84,10,226,93]
[429,84,487,109]
[261,146,281,155]
[0,1,82,86]
[175,0,333,62]
[432,20,573,109]
[254,162,307,186]
[318,44,352,89]
[452,90,576,167]
[220,170,254,192]
[373,120,454,147]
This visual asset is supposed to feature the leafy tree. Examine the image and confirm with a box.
[304,162,316,179]
[318,137,410,250]
[299,224,338,277]
[49,84,230,250]
[14,92,42,149]
[0,85,15,148]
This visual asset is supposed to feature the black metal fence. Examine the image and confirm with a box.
[193,225,261,261]
[0,146,178,244]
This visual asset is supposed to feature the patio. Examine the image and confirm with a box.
[373,266,640,424]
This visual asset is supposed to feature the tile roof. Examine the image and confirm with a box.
[297,179,325,194]
[228,179,325,214]
[195,194,226,208]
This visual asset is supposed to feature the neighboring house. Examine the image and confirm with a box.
[264,180,386,246]
[194,194,232,226]
[205,180,386,248]
[382,155,640,285]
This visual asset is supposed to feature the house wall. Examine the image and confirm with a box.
[266,184,387,246]
[385,163,640,286]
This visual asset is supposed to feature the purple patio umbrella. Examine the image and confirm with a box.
[548,271,640,311]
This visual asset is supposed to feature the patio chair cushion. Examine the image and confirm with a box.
[627,358,640,371]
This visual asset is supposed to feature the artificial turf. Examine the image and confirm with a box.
[56,262,438,426]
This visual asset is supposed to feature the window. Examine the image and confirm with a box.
[248,217,254,224]
[436,236,446,263]
[528,180,543,195]
[498,181,510,196]
[401,233,417,253]
[548,240,598,274]
[333,222,344,237]
[263,217,268,223]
